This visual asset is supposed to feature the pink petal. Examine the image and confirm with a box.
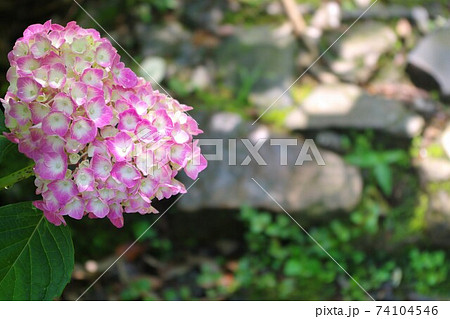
[73,57,91,75]
[32,65,50,86]
[91,154,112,181]
[152,109,173,136]
[107,202,124,228]
[86,197,109,218]
[16,56,40,73]
[139,177,158,199]
[111,161,141,188]
[8,100,31,126]
[70,117,97,144]
[40,135,65,154]
[169,143,191,166]
[70,81,87,106]
[12,41,29,57]
[41,111,69,137]
[30,35,51,58]
[85,96,112,128]
[48,63,66,89]
[35,152,67,180]
[74,167,95,192]
[30,102,50,124]
[105,176,127,193]
[171,123,189,144]
[17,77,41,102]
[135,120,157,143]
[71,37,88,54]
[52,92,75,116]
[116,67,137,88]
[184,153,207,180]
[136,149,156,175]
[95,42,116,68]
[42,190,62,213]
[47,179,78,205]
[43,209,66,226]
[118,108,141,132]
[81,68,104,88]
[87,139,109,157]
[60,197,85,220]
[106,131,134,162]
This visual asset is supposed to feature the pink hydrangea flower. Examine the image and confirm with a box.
[2,20,207,228]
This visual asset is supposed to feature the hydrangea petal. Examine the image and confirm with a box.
[71,117,97,144]
[60,197,85,219]
[42,111,69,137]
[95,42,116,68]
[17,77,41,102]
[47,179,78,205]
[111,161,141,188]
[118,108,141,132]
[91,154,112,181]
[106,131,134,162]
[74,167,95,192]
[85,96,113,128]
[52,92,75,116]
[48,63,66,89]
[86,197,109,218]
[34,152,67,180]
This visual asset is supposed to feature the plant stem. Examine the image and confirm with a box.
[0,163,35,190]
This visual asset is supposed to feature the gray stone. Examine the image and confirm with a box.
[408,27,450,96]
[411,6,430,33]
[178,112,362,217]
[418,158,450,183]
[180,0,226,32]
[190,65,212,90]
[311,1,341,31]
[136,21,191,59]
[442,124,450,159]
[315,131,348,153]
[215,25,299,110]
[417,122,450,183]
[138,56,166,84]
[286,83,425,137]
[328,21,397,83]
[427,190,450,246]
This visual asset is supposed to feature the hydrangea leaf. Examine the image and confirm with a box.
[0,137,34,189]
[0,202,74,300]
[0,110,6,133]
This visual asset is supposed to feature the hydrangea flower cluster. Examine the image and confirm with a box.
[1,21,207,228]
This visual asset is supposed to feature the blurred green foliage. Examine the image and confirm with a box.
[345,131,409,196]
[233,205,450,300]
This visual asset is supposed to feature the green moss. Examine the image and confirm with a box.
[291,82,314,104]
[409,193,429,232]
[426,142,446,159]
[409,136,422,158]
[262,106,296,127]
[428,181,450,194]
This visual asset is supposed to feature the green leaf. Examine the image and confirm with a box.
[0,136,14,164]
[345,152,379,168]
[0,136,34,189]
[284,259,303,276]
[379,150,407,164]
[0,163,35,190]
[373,164,393,196]
[0,202,74,300]
[0,110,6,134]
